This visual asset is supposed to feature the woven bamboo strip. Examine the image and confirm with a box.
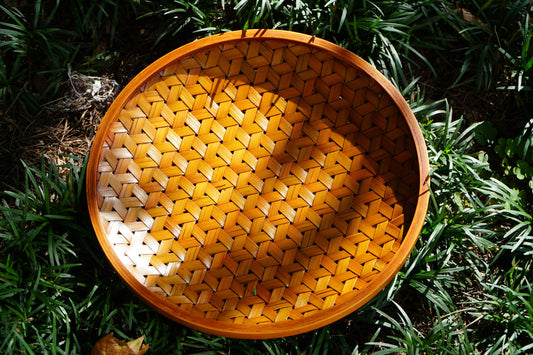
[87,30,429,339]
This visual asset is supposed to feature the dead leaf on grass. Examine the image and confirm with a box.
[91,333,149,355]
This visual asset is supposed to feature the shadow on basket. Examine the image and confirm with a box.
[87,29,429,339]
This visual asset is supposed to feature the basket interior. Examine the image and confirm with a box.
[92,35,422,337]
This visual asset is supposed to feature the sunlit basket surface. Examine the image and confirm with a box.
[87,29,430,339]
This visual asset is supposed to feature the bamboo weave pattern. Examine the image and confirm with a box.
[96,39,419,324]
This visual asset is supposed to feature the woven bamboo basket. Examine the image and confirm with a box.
[87,29,430,339]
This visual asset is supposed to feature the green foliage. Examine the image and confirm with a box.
[1,0,533,354]
[67,0,122,45]
[345,92,532,353]
[137,0,224,44]
[495,119,533,194]
[0,53,41,115]
[2,0,531,118]
[0,156,87,353]
[0,0,135,117]
[0,0,75,113]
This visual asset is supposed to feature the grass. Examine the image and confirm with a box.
[1,0,533,353]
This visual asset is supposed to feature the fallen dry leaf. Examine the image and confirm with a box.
[456,8,489,31]
[91,333,149,355]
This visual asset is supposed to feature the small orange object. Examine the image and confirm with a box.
[91,333,149,355]
[87,30,430,338]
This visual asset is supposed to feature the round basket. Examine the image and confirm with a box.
[87,29,429,339]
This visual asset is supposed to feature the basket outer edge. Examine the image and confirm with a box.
[86,29,430,339]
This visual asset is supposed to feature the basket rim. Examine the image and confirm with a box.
[86,29,430,339]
